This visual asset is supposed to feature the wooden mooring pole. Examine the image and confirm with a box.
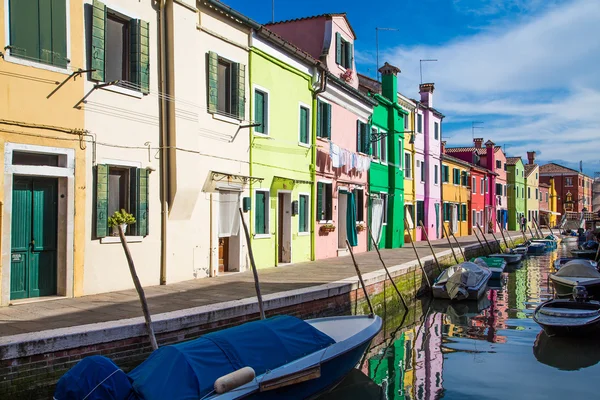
[441,223,460,264]
[490,230,502,253]
[528,225,536,239]
[419,220,443,275]
[472,227,486,255]
[477,223,494,254]
[368,226,408,309]
[450,230,466,261]
[496,219,510,250]
[404,219,432,290]
[346,240,375,317]
[239,208,266,320]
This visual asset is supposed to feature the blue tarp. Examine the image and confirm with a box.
[54,355,135,400]
[128,315,335,400]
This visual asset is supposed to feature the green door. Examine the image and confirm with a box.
[11,177,58,300]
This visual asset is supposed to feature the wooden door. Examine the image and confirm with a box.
[218,237,229,273]
[11,177,58,299]
[278,193,284,263]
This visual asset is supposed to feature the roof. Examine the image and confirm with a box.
[257,27,322,67]
[446,146,502,156]
[202,0,262,29]
[539,182,550,188]
[505,157,522,166]
[539,162,582,176]
[442,154,472,169]
[524,163,539,177]
[358,73,381,95]
[266,13,358,39]
[327,72,378,106]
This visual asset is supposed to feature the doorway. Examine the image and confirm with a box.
[338,192,348,249]
[278,192,292,264]
[451,204,458,234]
[10,177,58,300]
[217,190,241,273]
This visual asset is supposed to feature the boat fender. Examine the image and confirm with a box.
[214,367,256,394]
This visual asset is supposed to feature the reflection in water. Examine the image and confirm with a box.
[319,243,598,399]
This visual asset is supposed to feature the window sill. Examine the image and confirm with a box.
[101,236,144,244]
[298,142,311,149]
[298,232,310,236]
[253,234,271,239]
[212,113,241,125]
[3,54,70,75]
[253,132,270,138]
[318,220,333,224]
[101,84,144,99]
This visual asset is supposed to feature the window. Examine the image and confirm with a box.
[442,165,449,183]
[504,163,507,171]
[480,178,484,195]
[406,204,414,226]
[443,203,450,222]
[371,128,380,159]
[546,193,548,202]
[95,164,149,238]
[404,114,409,130]
[207,52,245,119]
[254,190,269,235]
[496,183,502,195]
[404,153,412,178]
[356,121,370,154]
[461,171,468,186]
[528,187,531,199]
[417,114,423,133]
[298,194,309,233]
[417,201,425,226]
[434,165,439,184]
[380,132,388,164]
[299,105,310,145]
[496,160,502,169]
[434,122,439,140]
[472,210,476,226]
[91,1,150,93]
[8,0,68,68]
[566,177,573,186]
[453,168,460,185]
[335,33,353,69]
[485,178,489,194]
[317,182,333,221]
[380,193,389,225]
[472,177,476,194]
[420,160,425,182]
[536,173,538,179]
[461,204,467,222]
[254,89,269,134]
[316,99,332,138]
[355,189,364,222]
[535,188,538,200]
[12,152,59,166]
[504,185,507,196]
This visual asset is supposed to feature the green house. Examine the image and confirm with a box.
[506,157,526,230]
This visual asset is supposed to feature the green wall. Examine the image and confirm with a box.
[507,160,526,230]
[249,47,314,268]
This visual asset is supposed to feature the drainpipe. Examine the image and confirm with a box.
[165,0,177,207]
[158,0,168,285]
[310,67,326,261]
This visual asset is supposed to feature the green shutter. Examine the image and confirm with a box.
[325,184,332,220]
[136,168,149,236]
[462,204,467,221]
[255,192,265,234]
[335,32,342,64]
[316,99,322,138]
[207,51,218,113]
[299,196,306,232]
[317,183,323,220]
[300,107,308,144]
[51,0,68,67]
[9,0,40,62]
[362,123,370,155]
[325,102,332,139]
[356,121,362,152]
[91,0,106,81]
[232,63,246,120]
[346,42,353,68]
[96,164,109,238]
[130,19,150,93]
[254,91,264,133]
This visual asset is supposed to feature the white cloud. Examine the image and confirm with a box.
[381,0,600,168]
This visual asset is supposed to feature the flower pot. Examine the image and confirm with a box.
[112,224,128,236]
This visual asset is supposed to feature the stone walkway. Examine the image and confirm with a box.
[0,231,524,337]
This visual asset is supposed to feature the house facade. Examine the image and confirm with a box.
[248,29,320,268]
[540,162,592,213]
[524,152,540,230]
[441,147,470,237]
[493,146,508,230]
[398,94,417,243]
[506,157,526,230]
[469,167,487,233]
[539,183,550,226]
[0,0,86,304]
[267,14,375,258]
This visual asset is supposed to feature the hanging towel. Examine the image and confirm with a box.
[218,191,240,237]
[371,198,384,245]
[330,142,343,168]
[347,192,358,246]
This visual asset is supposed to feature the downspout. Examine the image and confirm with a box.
[411,106,416,241]
[165,0,177,207]
[311,67,326,261]
[158,0,168,285]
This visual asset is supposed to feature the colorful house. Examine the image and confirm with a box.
[506,157,526,230]
[398,94,418,242]
[524,152,540,230]
[441,144,470,237]
[249,28,321,267]
[0,0,86,304]
[266,14,376,258]
[539,182,550,226]
[469,166,489,233]
[494,146,508,230]
[540,162,593,214]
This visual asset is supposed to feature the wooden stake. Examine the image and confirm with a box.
[528,225,536,239]
[472,226,486,255]
[418,220,442,275]
[118,225,158,351]
[239,208,266,320]
[496,219,510,250]
[346,239,375,317]
[441,223,459,264]
[533,218,544,238]
[368,226,408,309]
[477,223,494,254]
[404,218,432,290]
[450,229,466,261]
[490,230,502,252]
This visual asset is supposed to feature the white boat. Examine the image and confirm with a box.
[432,262,492,301]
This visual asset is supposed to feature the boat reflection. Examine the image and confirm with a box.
[533,330,600,371]
[316,369,384,400]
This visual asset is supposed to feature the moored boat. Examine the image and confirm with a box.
[472,257,507,279]
[526,242,547,255]
[432,261,492,301]
[571,249,598,260]
[531,239,557,251]
[562,236,579,244]
[489,252,522,264]
[54,315,382,400]
[554,258,598,271]
[550,261,600,299]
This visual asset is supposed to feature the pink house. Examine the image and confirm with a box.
[267,14,376,259]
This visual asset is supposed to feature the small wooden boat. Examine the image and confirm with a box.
[472,257,507,279]
[526,242,547,255]
[571,249,597,260]
[553,258,598,271]
[531,239,557,251]
[509,244,529,254]
[550,261,600,299]
[488,252,522,264]
[533,291,600,337]
[432,261,491,301]
[533,330,600,370]
[54,315,383,400]
[562,236,579,244]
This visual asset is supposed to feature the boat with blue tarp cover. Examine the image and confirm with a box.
[54,315,382,400]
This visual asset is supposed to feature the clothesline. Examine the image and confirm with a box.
[328,141,371,172]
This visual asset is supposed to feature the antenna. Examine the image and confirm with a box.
[376,27,399,81]
[471,121,484,139]
[419,59,438,84]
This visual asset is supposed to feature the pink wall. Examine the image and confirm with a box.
[325,16,359,90]
[315,97,368,260]
[265,18,326,60]
[423,106,442,239]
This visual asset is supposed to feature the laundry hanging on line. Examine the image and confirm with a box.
[328,140,371,172]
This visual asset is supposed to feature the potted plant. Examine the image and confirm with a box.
[108,209,136,236]
[356,223,365,233]
[320,223,336,233]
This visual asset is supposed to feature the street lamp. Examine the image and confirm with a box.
[376,27,399,81]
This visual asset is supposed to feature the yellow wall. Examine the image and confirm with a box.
[442,158,470,237]
[0,1,86,302]
[399,96,416,242]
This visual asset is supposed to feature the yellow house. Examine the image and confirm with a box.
[0,1,86,305]
[441,152,470,237]
[549,177,558,226]
[524,160,540,230]
[398,93,417,242]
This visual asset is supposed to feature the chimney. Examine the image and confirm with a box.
[473,138,484,148]
[379,62,400,103]
[486,140,495,172]
[419,83,434,107]
[527,151,536,165]
[441,141,446,154]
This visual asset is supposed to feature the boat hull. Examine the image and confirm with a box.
[554,258,598,271]
[550,278,600,299]
[432,278,489,300]
[490,253,522,264]
[571,250,597,260]
[533,299,600,337]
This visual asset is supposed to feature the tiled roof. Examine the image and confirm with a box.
[539,182,550,188]
[358,73,381,95]
[505,157,522,166]
[446,146,502,156]
[524,163,538,177]
[442,154,472,168]
[266,13,357,39]
[539,162,580,175]
[257,27,321,66]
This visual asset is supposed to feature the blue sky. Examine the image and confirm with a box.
[224,0,600,176]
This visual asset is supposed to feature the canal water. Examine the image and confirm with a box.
[319,242,600,400]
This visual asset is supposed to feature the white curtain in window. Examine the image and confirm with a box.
[405,205,414,229]
[371,198,384,245]
[218,191,240,238]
